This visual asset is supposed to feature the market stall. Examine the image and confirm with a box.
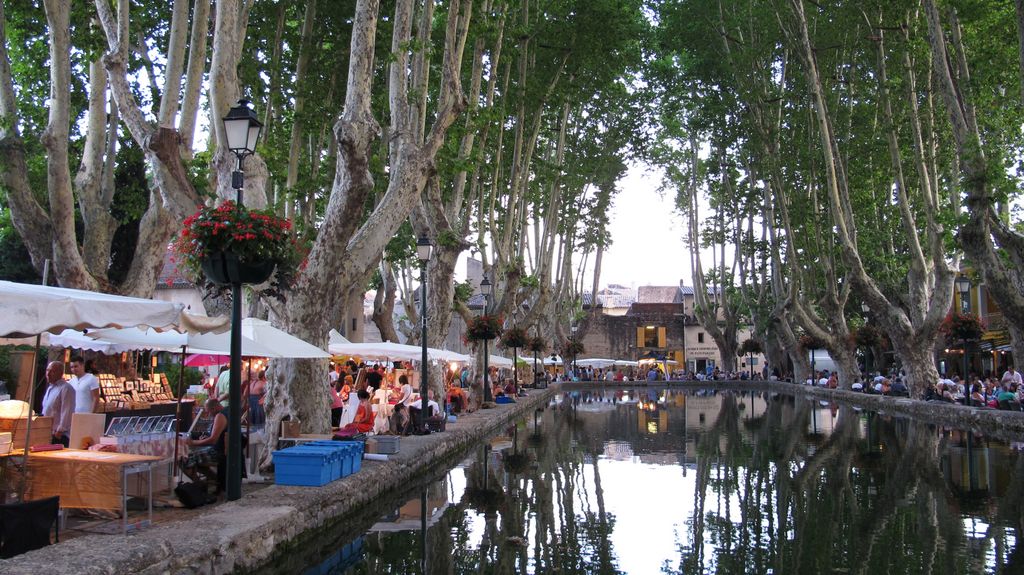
[0,280,226,522]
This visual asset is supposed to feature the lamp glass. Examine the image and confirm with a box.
[222,100,263,155]
[416,236,433,262]
[955,276,971,295]
[480,276,492,296]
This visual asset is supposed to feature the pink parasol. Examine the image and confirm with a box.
[185,353,230,367]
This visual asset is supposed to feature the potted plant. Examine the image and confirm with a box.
[173,201,300,294]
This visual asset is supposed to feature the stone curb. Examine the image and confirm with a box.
[0,386,560,575]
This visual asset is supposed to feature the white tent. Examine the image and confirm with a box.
[430,348,471,363]
[329,340,469,363]
[614,360,639,367]
[328,329,351,346]
[87,326,283,358]
[542,354,564,366]
[0,280,224,337]
[575,358,617,368]
[241,318,329,358]
[488,354,514,367]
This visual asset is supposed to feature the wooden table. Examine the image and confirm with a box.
[17,449,161,534]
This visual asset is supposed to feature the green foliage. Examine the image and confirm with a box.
[156,364,204,397]
[453,279,474,304]
[0,208,40,283]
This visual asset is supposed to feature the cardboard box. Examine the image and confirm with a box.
[281,420,301,438]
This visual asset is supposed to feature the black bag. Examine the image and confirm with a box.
[175,481,208,509]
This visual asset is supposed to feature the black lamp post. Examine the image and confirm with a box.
[480,275,493,402]
[417,235,432,428]
[571,325,578,378]
[861,302,872,374]
[222,99,262,501]
[956,275,972,379]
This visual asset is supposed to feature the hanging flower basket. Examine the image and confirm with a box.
[853,324,883,349]
[798,333,826,351]
[466,314,503,341]
[941,312,985,343]
[526,336,547,353]
[172,201,301,295]
[737,338,764,357]
[562,338,585,357]
[500,326,529,349]
[200,251,275,286]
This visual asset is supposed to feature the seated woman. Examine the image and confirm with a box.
[341,389,374,433]
[181,399,229,493]
[492,381,505,399]
[446,384,466,414]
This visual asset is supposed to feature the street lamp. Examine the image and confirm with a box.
[861,302,871,374]
[417,235,432,430]
[222,99,262,501]
[955,275,972,314]
[571,324,578,379]
[480,275,492,402]
[956,275,972,379]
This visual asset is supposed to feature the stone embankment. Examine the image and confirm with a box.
[0,386,558,575]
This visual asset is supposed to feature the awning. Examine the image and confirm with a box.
[0,280,226,337]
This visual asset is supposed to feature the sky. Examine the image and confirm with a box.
[596,163,690,289]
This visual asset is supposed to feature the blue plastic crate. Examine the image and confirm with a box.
[273,449,334,486]
[291,445,342,480]
[335,441,363,474]
[305,441,355,477]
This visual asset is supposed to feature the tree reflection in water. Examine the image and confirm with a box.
[339,389,1021,575]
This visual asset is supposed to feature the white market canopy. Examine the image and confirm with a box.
[542,355,564,366]
[241,318,329,359]
[329,340,471,363]
[88,326,283,358]
[575,358,617,368]
[488,354,514,368]
[614,360,639,367]
[0,280,225,338]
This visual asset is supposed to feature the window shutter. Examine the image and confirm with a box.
[637,327,645,347]
[657,327,666,348]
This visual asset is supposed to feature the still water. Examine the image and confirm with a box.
[280,388,1024,574]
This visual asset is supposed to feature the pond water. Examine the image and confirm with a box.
[270,388,1024,574]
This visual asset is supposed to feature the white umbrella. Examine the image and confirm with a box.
[241,318,329,359]
[0,280,225,337]
[614,360,638,367]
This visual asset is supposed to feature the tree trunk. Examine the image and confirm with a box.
[372,263,400,342]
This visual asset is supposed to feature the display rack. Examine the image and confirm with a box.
[95,373,175,412]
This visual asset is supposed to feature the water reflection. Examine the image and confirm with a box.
[308,389,1024,574]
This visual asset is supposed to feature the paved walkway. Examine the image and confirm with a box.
[0,386,558,575]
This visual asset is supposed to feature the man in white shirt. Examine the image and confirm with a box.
[68,356,99,413]
[1002,367,1023,386]
[41,361,75,446]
